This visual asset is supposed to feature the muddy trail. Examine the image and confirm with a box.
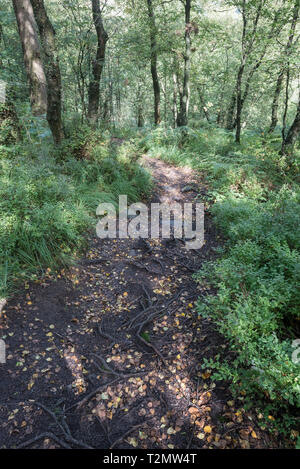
[0,155,280,449]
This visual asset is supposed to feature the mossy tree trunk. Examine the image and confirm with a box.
[31,0,64,144]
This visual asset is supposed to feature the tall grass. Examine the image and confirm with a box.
[0,128,151,296]
[139,124,300,441]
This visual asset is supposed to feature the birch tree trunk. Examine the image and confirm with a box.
[268,0,299,134]
[177,0,191,127]
[12,0,47,116]
[31,0,64,144]
[88,0,108,124]
[281,89,300,156]
[147,0,161,125]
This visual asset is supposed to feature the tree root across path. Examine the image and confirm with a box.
[0,155,282,449]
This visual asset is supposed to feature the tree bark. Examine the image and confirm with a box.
[177,0,191,127]
[281,90,300,155]
[268,70,285,135]
[226,92,236,130]
[235,0,263,143]
[235,59,245,144]
[198,87,210,123]
[31,0,64,144]
[268,0,299,134]
[12,0,47,116]
[172,69,178,128]
[0,86,23,144]
[88,0,108,124]
[147,0,161,125]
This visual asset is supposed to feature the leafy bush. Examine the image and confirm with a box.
[141,124,300,439]
[0,132,151,296]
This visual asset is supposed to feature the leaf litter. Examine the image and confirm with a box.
[0,155,285,449]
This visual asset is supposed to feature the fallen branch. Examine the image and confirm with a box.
[91,353,148,379]
[31,401,93,449]
[72,378,120,410]
[91,353,123,377]
[136,326,167,366]
[17,432,71,449]
[72,372,148,410]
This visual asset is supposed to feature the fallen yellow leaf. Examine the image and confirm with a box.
[204,425,212,434]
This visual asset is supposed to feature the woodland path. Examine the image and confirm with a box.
[0,152,280,449]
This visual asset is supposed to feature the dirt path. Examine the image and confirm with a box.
[0,155,279,449]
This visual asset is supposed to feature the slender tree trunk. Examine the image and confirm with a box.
[76,43,88,120]
[235,0,247,144]
[281,89,300,155]
[136,82,144,127]
[172,70,178,128]
[217,48,229,126]
[226,93,236,130]
[235,60,245,144]
[177,0,191,127]
[31,0,64,144]
[198,87,210,123]
[163,66,167,125]
[88,0,108,124]
[107,52,114,124]
[147,0,161,125]
[235,0,263,143]
[217,86,226,125]
[268,0,299,134]
[116,57,121,116]
[12,0,47,116]
[281,65,290,145]
[268,70,285,134]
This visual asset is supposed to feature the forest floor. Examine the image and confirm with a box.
[0,152,284,449]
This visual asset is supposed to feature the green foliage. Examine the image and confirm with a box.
[0,131,151,297]
[142,124,300,439]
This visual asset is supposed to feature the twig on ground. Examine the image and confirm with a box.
[71,371,147,410]
[96,416,112,446]
[136,328,167,365]
[31,401,93,449]
[71,378,120,410]
[81,258,110,266]
[126,259,161,275]
[187,423,195,449]
[91,353,148,379]
[141,283,153,306]
[91,353,123,377]
[110,422,147,449]
[17,432,71,449]
[32,401,66,435]
[97,323,116,348]
[54,331,74,344]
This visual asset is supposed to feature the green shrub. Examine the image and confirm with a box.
[0,132,151,296]
[141,124,300,439]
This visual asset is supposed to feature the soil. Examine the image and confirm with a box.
[0,154,284,449]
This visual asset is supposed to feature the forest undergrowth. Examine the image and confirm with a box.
[139,123,300,444]
[0,125,151,297]
[0,122,300,446]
